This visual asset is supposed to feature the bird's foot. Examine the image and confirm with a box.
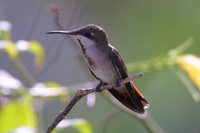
[96,81,107,92]
[115,79,122,88]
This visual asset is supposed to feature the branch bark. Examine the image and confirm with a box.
[46,73,143,133]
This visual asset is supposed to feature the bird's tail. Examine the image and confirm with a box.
[130,81,149,109]
[108,81,149,114]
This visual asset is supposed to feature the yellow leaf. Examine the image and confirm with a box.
[4,41,19,60]
[177,54,200,90]
[0,21,12,40]
[0,94,36,132]
[28,40,45,67]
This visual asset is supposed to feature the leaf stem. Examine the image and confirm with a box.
[127,38,193,73]
[11,59,36,87]
[174,68,200,102]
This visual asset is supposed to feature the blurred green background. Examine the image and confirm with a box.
[1,0,200,133]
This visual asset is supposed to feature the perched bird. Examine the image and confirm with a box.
[47,24,148,114]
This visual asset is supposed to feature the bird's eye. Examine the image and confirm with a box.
[85,32,94,39]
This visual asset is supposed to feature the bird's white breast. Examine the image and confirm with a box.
[76,36,119,83]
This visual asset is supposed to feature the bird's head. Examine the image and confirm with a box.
[47,24,108,45]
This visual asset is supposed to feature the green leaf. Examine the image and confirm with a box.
[4,41,19,60]
[0,30,11,40]
[0,94,37,132]
[28,40,45,67]
[56,119,93,133]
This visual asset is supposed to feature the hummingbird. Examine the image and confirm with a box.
[47,24,148,114]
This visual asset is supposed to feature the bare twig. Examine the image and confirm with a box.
[47,3,91,75]
[122,72,143,84]
[50,3,89,58]
[48,4,64,30]
[46,73,143,133]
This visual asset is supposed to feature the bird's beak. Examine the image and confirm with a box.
[46,29,79,35]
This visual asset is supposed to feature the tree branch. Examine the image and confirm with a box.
[46,72,143,133]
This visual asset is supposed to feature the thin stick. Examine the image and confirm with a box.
[46,84,115,133]
[46,73,143,133]
[122,72,144,84]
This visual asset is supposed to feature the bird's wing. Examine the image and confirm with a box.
[108,46,148,113]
